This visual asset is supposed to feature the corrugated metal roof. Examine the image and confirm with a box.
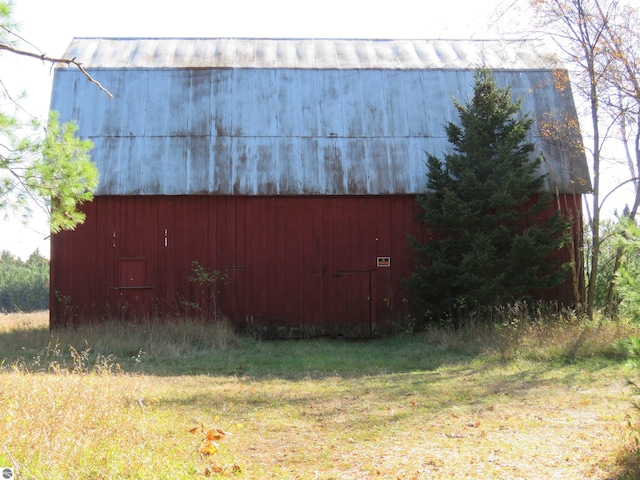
[50,38,590,196]
[59,38,561,70]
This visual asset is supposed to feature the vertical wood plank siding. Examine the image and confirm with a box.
[50,194,581,335]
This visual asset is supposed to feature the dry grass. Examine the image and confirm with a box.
[0,311,238,367]
[0,311,47,329]
[1,310,639,478]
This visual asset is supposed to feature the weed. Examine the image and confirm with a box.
[187,260,230,322]
[190,420,240,477]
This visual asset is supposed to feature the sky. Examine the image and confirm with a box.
[0,0,634,258]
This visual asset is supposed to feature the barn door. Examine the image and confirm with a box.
[113,257,152,317]
[335,271,371,337]
[119,258,147,287]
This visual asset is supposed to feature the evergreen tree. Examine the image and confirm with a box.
[406,69,569,324]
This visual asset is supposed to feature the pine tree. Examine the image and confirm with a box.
[406,69,569,324]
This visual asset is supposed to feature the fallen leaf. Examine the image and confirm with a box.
[200,443,218,456]
[204,463,223,476]
[206,429,225,441]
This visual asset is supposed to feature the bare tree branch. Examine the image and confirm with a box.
[0,41,113,98]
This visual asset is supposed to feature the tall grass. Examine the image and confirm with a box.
[1,308,637,375]
[420,303,634,364]
[1,311,238,372]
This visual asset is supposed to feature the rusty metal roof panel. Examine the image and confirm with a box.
[50,38,589,196]
[58,38,561,70]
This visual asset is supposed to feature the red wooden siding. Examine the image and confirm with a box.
[50,194,582,335]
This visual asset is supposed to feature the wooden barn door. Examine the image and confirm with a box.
[334,270,372,337]
[113,257,152,316]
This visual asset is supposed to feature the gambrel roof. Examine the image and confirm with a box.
[50,38,590,195]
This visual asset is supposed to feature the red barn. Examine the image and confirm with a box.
[49,38,590,336]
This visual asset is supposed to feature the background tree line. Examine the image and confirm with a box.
[0,249,49,312]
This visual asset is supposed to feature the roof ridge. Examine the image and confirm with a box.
[58,38,558,71]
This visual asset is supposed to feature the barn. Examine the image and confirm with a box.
[48,38,590,336]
